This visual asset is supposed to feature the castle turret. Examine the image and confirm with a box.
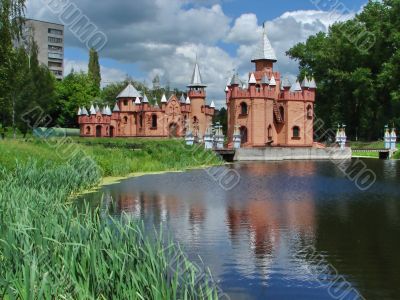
[251,22,277,72]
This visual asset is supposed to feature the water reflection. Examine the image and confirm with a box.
[80,160,400,300]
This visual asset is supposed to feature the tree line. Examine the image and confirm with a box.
[287,0,400,140]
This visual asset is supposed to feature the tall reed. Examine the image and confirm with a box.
[0,142,220,299]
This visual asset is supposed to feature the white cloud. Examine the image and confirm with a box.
[26,1,357,108]
[64,59,126,87]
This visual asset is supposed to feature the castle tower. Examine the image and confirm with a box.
[251,22,277,73]
[187,60,207,138]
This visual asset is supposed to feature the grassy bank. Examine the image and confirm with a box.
[0,138,222,299]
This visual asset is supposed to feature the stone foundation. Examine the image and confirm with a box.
[234,147,352,161]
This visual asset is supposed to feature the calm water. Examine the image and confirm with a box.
[80,159,400,300]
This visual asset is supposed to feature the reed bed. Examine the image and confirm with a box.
[0,139,221,299]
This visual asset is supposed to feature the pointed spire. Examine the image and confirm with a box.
[180,94,186,103]
[161,94,167,103]
[185,96,191,104]
[261,74,270,85]
[248,73,257,84]
[269,75,276,86]
[187,59,207,88]
[309,77,317,89]
[252,22,277,62]
[106,105,112,116]
[225,86,229,92]
[210,100,215,108]
[230,73,241,85]
[113,102,120,112]
[135,97,141,105]
[90,104,96,115]
[101,106,107,115]
[282,77,291,88]
[290,80,302,92]
[117,83,141,99]
[81,107,88,116]
[77,107,82,116]
[142,94,149,103]
[95,105,100,113]
[301,76,310,88]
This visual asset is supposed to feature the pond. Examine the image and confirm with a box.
[80,159,400,300]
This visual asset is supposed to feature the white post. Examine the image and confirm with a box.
[384,125,391,149]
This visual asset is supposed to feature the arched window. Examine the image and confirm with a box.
[85,126,91,135]
[240,126,248,144]
[240,102,248,115]
[279,106,285,122]
[123,116,128,124]
[124,100,128,106]
[151,114,157,129]
[307,105,313,119]
[268,125,273,141]
[293,126,300,138]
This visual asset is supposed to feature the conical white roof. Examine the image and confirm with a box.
[248,73,257,84]
[90,105,96,115]
[81,107,88,115]
[210,101,215,108]
[309,77,317,89]
[117,83,142,99]
[301,76,310,88]
[290,81,302,92]
[135,97,141,105]
[142,94,149,103]
[95,105,100,113]
[188,62,207,87]
[261,74,270,85]
[180,94,186,103]
[113,103,120,112]
[282,77,291,88]
[185,96,191,104]
[101,107,107,115]
[252,23,277,62]
[269,75,276,86]
[230,73,241,85]
[106,105,112,115]
[161,94,167,103]
[77,108,82,116]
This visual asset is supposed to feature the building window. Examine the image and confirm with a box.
[151,114,157,129]
[293,126,300,138]
[307,105,313,119]
[268,125,273,141]
[48,28,63,35]
[51,70,63,76]
[139,114,143,128]
[123,100,128,106]
[48,61,62,68]
[48,52,63,60]
[48,45,63,52]
[240,102,248,115]
[256,85,261,92]
[48,37,63,43]
[85,126,91,135]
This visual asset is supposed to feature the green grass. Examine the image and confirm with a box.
[349,141,385,149]
[0,138,222,299]
[352,151,379,158]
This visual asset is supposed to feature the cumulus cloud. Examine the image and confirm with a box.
[26,1,356,108]
[64,59,126,87]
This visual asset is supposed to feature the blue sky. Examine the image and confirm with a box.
[27,0,367,107]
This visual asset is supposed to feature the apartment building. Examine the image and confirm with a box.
[22,19,65,80]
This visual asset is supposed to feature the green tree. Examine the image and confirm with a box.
[88,48,101,95]
[287,0,400,140]
[55,72,98,127]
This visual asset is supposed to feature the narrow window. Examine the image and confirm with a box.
[293,126,300,138]
[240,102,248,115]
[151,114,157,128]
